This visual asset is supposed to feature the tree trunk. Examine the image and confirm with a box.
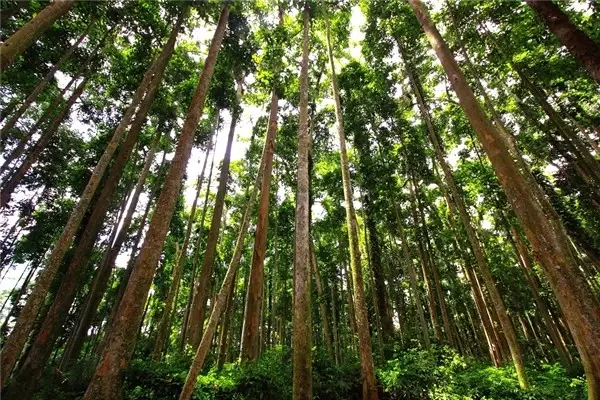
[325,11,377,400]
[4,16,181,394]
[179,120,268,400]
[1,74,78,174]
[292,5,313,400]
[180,122,220,348]
[364,199,394,343]
[341,254,357,348]
[1,76,88,207]
[408,180,443,342]
[152,243,182,361]
[0,0,75,71]
[59,132,161,371]
[83,6,229,398]
[217,269,236,368]
[393,202,431,349]
[240,30,281,359]
[408,0,600,395]
[525,0,600,85]
[0,34,160,387]
[187,82,241,350]
[152,120,216,361]
[509,224,573,367]
[104,151,167,338]
[310,240,334,359]
[0,23,90,138]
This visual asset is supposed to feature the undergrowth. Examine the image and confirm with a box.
[35,345,586,399]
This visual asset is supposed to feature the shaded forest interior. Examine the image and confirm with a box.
[0,0,599,399]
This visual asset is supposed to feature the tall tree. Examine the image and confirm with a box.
[0,0,75,71]
[186,79,242,349]
[325,10,378,400]
[82,5,229,398]
[524,0,600,85]
[407,0,600,395]
[293,3,312,399]
[240,8,283,362]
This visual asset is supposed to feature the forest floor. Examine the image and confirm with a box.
[36,345,587,400]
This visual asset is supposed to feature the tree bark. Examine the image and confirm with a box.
[187,81,241,350]
[179,122,268,400]
[82,6,229,398]
[217,269,237,368]
[310,240,334,359]
[364,198,394,343]
[180,120,220,348]
[0,23,90,138]
[508,224,573,367]
[408,1,600,395]
[152,242,182,361]
[4,17,181,394]
[292,5,313,400]
[408,179,443,342]
[1,74,78,174]
[240,25,281,358]
[0,32,160,387]
[1,76,88,207]
[525,0,600,85]
[393,201,431,349]
[0,0,75,71]
[325,10,377,399]
[59,132,162,372]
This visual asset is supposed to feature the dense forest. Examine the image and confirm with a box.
[0,0,599,399]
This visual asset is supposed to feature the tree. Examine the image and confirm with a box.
[524,0,600,85]
[407,0,600,395]
[325,9,378,400]
[0,0,75,71]
[292,3,312,399]
[82,5,229,397]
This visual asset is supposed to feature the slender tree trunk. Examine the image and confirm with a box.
[310,240,334,359]
[1,74,78,174]
[187,82,242,350]
[292,5,313,400]
[325,11,376,399]
[1,262,39,338]
[525,0,600,85]
[341,255,357,347]
[393,202,431,349]
[0,34,160,387]
[1,76,88,207]
[0,0,75,71]
[105,152,167,335]
[409,0,600,394]
[4,17,181,394]
[83,7,229,398]
[509,224,573,367]
[364,199,394,343]
[407,7,528,385]
[217,269,236,368]
[408,180,443,342]
[152,243,182,361]
[152,125,216,360]
[179,122,268,400]
[0,23,90,138]
[240,25,281,357]
[180,123,220,348]
[60,133,161,371]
